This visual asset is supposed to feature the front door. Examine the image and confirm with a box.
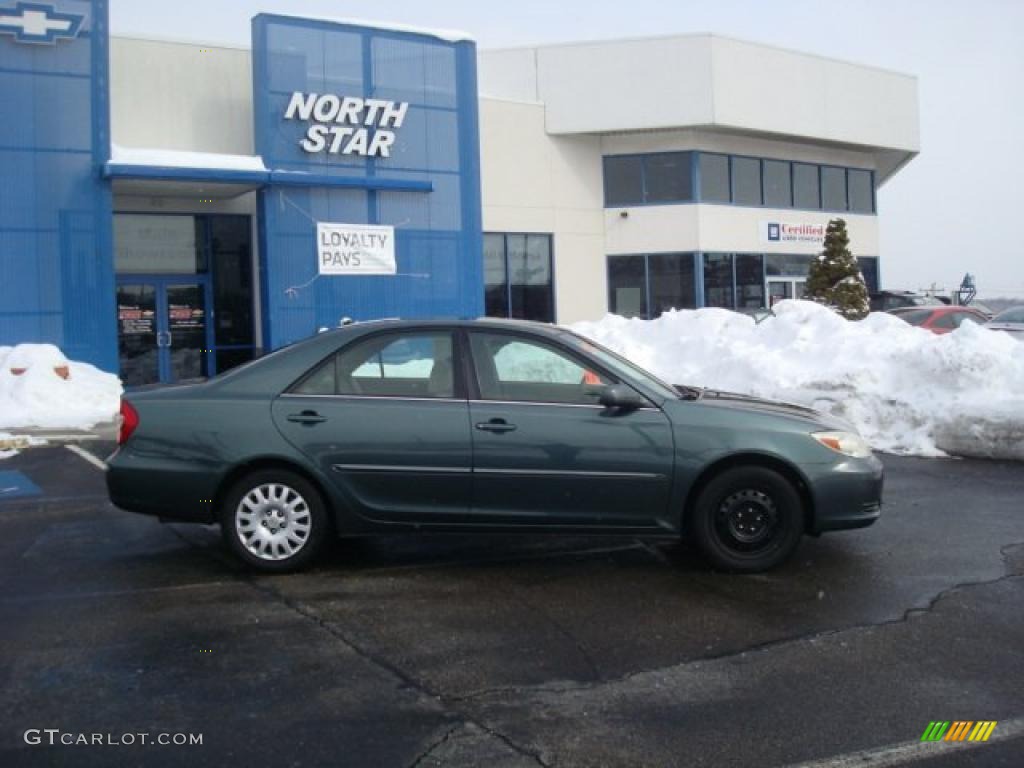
[466,331,675,528]
[767,278,807,306]
[116,277,212,386]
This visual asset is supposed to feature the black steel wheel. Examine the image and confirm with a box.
[690,466,804,572]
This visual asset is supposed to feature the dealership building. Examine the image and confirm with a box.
[0,1,919,385]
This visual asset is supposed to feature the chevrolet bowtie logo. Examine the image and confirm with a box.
[0,2,84,44]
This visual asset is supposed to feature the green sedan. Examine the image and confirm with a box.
[107,319,883,573]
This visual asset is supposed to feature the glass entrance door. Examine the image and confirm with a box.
[116,277,212,387]
[767,278,807,307]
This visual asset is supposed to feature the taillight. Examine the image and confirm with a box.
[118,399,139,445]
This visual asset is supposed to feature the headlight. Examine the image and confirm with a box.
[812,430,873,458]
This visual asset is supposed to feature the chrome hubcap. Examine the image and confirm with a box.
[235,483,311,561]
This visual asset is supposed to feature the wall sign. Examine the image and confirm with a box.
[317,222,396,275]
[0,2,84,44]
[284,92,409,158]
[760,221,826,246]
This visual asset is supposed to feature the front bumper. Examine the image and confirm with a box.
[808,454,884,533]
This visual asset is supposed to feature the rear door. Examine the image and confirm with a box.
[465,330,675,527]
[272,330,474,523]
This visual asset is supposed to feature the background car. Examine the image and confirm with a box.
[888,305,989,334]
[985,306,1024,340]
[107,319,883,575]
[869,290,943,312]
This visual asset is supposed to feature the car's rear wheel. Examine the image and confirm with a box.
[220,469,329,573]
[690,466,804,573]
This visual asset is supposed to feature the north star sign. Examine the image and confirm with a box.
[0,2,83,44]
[284,92,409,158]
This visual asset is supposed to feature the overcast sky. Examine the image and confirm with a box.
[111,0,1024,299]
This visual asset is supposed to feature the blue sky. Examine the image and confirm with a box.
[111,0,1024,299]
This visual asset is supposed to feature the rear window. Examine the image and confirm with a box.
[892,309,933,326]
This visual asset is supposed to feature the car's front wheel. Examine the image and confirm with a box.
[220,469,329,572]
[690,466,805,573]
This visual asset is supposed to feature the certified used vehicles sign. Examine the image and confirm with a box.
[316,222,396,275]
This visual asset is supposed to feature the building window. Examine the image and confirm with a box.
[643,152,693,203]
[607,253,696,318]
[703,253,735,307]
[699,153,730,203]
[857,256,880,294]
[648,253,696,316]
[730,157,762,206]
[821,166,848,211]
[735,254,766,308]
[765,253,814,277]
[848,169,874,214]
[603,155,644,206]
[762,160,792,208]
[792,163,821,210]
[484,233,554,323]
[607,254,647,318]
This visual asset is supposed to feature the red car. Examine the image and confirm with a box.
[889,306,989,334]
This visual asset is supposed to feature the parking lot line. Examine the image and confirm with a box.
[783,716,1024,768]
[65,443,107,471]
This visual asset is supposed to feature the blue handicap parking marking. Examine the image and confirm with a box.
[0,471,43,500]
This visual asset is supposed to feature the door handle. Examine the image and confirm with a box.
[287,410,327,425]
[475,418,516,433]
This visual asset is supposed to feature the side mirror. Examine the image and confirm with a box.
[598,384,646,410]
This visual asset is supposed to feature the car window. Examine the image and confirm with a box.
[470,332,613,405]
[992,308,1024,324]
[291,332,456,399]
[932,313,958,329]
[893,309,932,326]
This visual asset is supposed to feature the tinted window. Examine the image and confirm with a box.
[644,152,692,202]
[731,157,762,206]
[291,356,338,395]
[762,160,792,208]
[210,216,254,349]
[470,333,612,405]
[821,167,848,211]
[338,333,455,398]
[699,153,730,203]
[508,234,554,323]
[793,163,821,209]
[703,253,735,308]
[608,255,647,318]
[765,253,813,277]
[848,169,874,213]
[648,253,695,316]
[604,156,644,206]
[483,233,508,318]
[735,254,765,308]
[857,256,879,295]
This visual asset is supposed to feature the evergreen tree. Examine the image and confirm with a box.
[804,218,870,320]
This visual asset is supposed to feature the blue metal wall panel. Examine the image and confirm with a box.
[252,15,484,349]
[0,0,115,370]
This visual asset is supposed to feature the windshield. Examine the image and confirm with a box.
[560,331,680,400]
[991,308,1024,324]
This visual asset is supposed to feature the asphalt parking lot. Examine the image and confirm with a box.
[1,445,1022,767]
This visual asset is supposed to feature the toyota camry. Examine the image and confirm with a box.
[107,319,883,573]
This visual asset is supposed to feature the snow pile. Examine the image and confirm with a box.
[0,432,47,460]
[0,345,122,431]
[571,301,1024,460]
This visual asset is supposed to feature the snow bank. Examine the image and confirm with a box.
[571,301,1024,460]
[0,345,122,431]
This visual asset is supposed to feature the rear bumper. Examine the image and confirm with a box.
[106,448,218,523]
[809,454,884,533]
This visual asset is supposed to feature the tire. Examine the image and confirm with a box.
[220,468,330,573]
[690,466,805,573]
